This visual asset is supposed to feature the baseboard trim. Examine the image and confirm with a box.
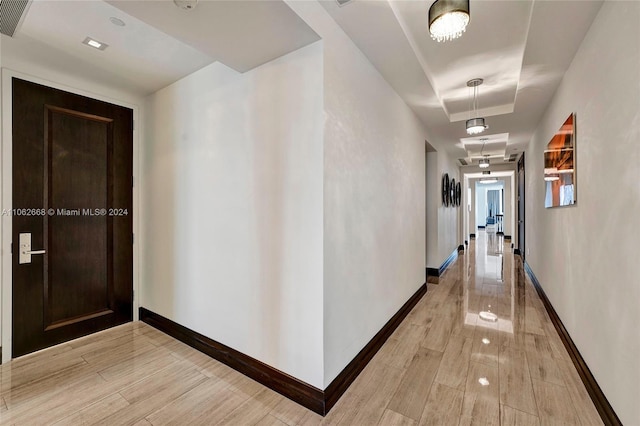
[514,248,521,256]
[140,307,325,414]
[438,248,459,276]
[426,248,460,278]
[522,262,622,426]
[426,267,439,277]
[139,282,427,416]
[324,282,427,412]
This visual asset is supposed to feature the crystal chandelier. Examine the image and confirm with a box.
[429,0,470,43]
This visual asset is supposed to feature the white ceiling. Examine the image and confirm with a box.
[11,0,320,95]
[106,0,320,73]
[8,0,603,163]
[17,0,213,95]
[320,0,603,166]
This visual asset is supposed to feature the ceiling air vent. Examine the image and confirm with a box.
[0,0,30,37]
[508,153,518,162]
[458,158,468,166]
[336,0,353,6]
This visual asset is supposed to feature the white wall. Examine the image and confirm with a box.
[475,182,489,227]
[141,42,325,387]
[524,2,640,423]
[426,151,438,267]
[503,177,512,237]
[436,152,460,266]
[468,180,476,235]
[285,1,428,387]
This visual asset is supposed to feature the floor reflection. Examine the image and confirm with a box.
[462,231,513,332]
[0,229,604,425]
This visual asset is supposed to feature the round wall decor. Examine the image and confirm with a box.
[450,178,456,206]
[442,173,449,206]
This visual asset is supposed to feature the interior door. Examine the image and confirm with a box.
[12,78,133,358]
[517,153,525,259]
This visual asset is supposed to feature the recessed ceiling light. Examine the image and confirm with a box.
[82,37,108,51]
[174,0,198,10]
[109,17,126,27]
[478,377,490,386]
[482,338,490,345]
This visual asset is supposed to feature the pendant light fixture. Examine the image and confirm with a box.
[466,78,488,135]
[478,137,490,168]
[429,0,470,42]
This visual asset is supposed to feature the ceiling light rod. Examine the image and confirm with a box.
[428,0,470,43]
[466,78,488,135]
[478,137,490,168]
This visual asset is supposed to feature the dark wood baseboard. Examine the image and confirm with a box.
[140,307,325,414]
[140,282,427,416]
[514,248,521,256]
[324,283,427,412]
[427,247,460,279]
[522,262,621,426]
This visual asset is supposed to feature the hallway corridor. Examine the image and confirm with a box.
[0,232,602,425]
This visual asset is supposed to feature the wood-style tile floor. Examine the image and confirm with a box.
[0,230,602,425]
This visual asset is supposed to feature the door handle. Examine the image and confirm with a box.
[23,249,46,255]
[19,233,46,264]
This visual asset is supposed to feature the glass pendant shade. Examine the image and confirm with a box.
[429,0,470,42]
[466,117,487,135]
[466,79,487,135]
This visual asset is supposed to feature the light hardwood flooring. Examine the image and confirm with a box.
[0,231,602,425]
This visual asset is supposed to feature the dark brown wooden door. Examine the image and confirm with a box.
[12,78,133,357]
[517,153,525,259]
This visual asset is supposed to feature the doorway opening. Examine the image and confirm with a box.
[462,170,516,251]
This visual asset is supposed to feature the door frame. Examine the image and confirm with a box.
[517,153,525,259]
[1,69,141,363]
[461,170,516,248]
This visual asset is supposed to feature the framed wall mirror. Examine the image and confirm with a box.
[544,113,576,208]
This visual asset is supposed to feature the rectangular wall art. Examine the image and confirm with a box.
[544,113,576,208]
